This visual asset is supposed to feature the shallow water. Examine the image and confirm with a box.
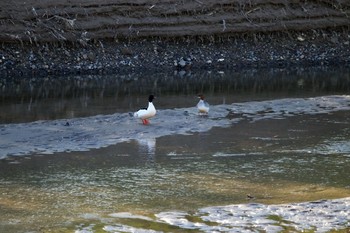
[0,68,350,232]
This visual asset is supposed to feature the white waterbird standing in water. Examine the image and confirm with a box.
[134,95,156,125]
[197,94,210,115]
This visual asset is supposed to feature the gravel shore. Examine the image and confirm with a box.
[1,30,349,78]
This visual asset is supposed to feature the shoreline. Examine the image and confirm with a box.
[1,30,350,78]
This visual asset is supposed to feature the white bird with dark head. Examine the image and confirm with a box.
[197,94,209,115]
[134,95,156,125]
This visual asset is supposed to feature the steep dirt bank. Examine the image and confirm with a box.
[1,0,349,43]
[0,0,349,77]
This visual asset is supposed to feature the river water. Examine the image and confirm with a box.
[0,67,350,232]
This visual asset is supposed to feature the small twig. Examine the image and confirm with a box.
[241,10,259,27]
[49,31,67,41]
[6,34,23,47]
[246,7,261,15]
[31,7,38,16]
[99,40,105,53]
[25,31,33,44]
[53,15,76,29]
[222,19,226,32]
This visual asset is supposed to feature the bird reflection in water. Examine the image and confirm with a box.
[135,136,156,163]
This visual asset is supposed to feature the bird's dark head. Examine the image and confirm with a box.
[149,95,155,102]
[197,94,204,100]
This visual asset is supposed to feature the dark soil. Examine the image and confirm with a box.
[1,0,349,42]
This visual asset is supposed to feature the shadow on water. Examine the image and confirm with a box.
[1,66,349,123]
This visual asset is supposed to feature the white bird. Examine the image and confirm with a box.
[134,95,156,125]
[197,94,210,115]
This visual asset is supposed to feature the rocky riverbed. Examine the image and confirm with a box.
[1,29,350,78]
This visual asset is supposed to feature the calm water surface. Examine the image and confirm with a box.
[0,67,350,232]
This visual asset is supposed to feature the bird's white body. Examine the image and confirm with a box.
[197,96,210,114]
[134,102,156,120]
[134,95,156,124]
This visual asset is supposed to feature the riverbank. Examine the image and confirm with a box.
[1,29,349,78]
